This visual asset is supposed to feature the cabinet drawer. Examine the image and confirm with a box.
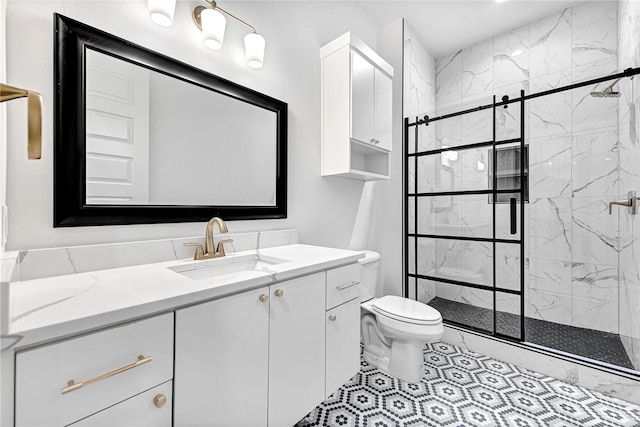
[15,313,174,427]
[326,263,361,309]
[69,381,172,427]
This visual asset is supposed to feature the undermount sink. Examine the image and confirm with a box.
[168,254,288,281]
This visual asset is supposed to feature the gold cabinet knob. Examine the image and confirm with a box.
[153,394,167,408]
[274,289,284,297]
[259,294,269,302]
[329,314,337,321]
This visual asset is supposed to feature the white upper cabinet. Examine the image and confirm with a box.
[351,51,375,146]
[351,50,393,151]
[321,32,394,181]
[374,64,393,150]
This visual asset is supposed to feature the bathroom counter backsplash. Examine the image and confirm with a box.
[2,230,364,348]
[15,229,299,281]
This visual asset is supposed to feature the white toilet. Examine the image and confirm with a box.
[359,251,444,383]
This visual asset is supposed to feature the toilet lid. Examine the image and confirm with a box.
[372,295,442,325]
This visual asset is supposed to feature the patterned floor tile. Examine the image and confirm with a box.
[431,380,468,403]
[296,342,640,427]
[418,396,461,425]
[457,402,501,426]
[381,392,419,419]
[466,384,509,410]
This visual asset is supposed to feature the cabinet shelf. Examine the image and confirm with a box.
[348,139,390,180]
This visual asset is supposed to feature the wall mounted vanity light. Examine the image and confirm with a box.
[146,0,266,68]
[147,0,176,27]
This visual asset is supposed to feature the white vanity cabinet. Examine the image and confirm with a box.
[173,267,359,427]
[8,245,364,427]
[325,264,362,398]
[14,313,174,427]
[268,273,326,427]
[174,286,270,427]
[321,32,394,180]
[174,272,326,427]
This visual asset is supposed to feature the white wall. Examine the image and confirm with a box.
[1,0,6,253]
[5,1,396,260]
[0,0,7,424]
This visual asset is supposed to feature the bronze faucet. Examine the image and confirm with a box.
[609,191,637,215]
[184,217,234,260]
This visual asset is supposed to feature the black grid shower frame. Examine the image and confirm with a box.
[403,66,640,346]
[404,94,526,342]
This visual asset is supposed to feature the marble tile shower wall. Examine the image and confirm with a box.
[404,21,436,301]
[618,0,640,369]
[404,22,436,124]
[410,2,627,335]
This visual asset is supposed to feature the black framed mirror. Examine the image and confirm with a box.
[54,14,287,227]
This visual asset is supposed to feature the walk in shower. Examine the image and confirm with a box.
[405,68,640,374]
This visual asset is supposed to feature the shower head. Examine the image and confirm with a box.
[590,78,622,98]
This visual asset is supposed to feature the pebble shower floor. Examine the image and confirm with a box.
[296,342,640,427]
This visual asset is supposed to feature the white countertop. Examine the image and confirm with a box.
[6,244,364,348]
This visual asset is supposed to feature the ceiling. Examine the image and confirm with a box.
[356,0,583,57]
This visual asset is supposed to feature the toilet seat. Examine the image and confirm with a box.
[372,295,442,326]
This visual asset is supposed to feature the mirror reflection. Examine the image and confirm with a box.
[85,49,277,206]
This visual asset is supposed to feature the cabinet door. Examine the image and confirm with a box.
[350,50,375,145]
[326,298,361,398]
[69,381,172,427]
[269,273,326,427]
[175,287,270,427]
[15,314,173,427]
[374,68,393,151]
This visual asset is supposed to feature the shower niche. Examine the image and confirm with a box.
[488,145,529,204]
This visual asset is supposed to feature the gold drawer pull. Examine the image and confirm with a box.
[61,355,152,395]
[337,281,360,291]
[329,314,337,321]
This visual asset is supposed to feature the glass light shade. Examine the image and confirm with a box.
[244,33,265,69]
[201,8,226,50]
[148,0,176,27]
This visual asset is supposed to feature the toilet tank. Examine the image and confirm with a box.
[358,251,381,302]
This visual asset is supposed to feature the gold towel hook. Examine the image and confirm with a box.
[0,83,42,159]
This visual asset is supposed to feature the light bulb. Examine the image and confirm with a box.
[201,8,226,50]
[245,33,265,69]
[148,0,176,27]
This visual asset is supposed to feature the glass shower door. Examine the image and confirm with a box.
[405,93,526,342]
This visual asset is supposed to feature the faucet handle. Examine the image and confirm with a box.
[184,242,204,260]
[215,239,234,257]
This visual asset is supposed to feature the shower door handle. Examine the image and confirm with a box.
[509,197,517,234]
